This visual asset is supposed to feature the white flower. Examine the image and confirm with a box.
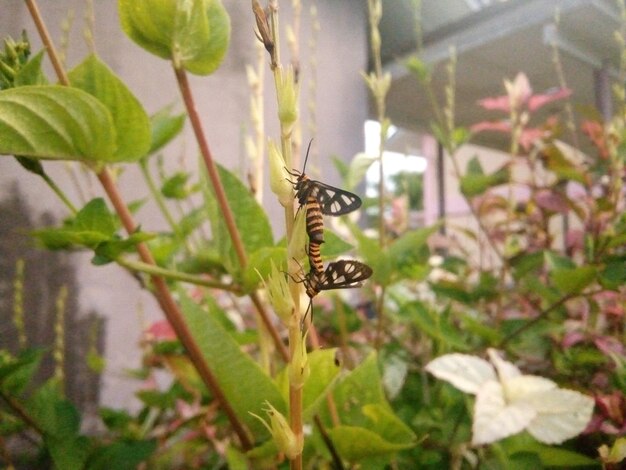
[425,349,594,446]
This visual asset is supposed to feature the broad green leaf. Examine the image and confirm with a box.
[328,425,415,461]
[203,163,273,276]
[550,266,597,294]
[32,198,117,250]
[68,54,150,161]
[118,0,230,75]
[93,231,156,264]
[460,156,509,197]
[0,85,116,161]
[362,404,416,446]
[179,293,285,437]
[86,440,157,470]
[503,433,597,467]
[329,352,389,427]
[346,220,390,285]
[149,104,186,154]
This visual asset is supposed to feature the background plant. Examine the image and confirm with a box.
[0,1,625,469]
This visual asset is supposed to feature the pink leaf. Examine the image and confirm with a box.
[527,88,572,112]
[518,127,545,151]
[471,120,512,133]
[477,95,511,112]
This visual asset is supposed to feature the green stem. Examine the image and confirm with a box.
[41,172,78,214]
[116,257,242,293]
[138,159,193,254]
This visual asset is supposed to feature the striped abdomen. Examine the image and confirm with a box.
[308,240,324,274]
[305,196,324,244]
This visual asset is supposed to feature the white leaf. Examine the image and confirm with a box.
[425,354,496,394]
[472,381,536,446]
[523,388,595,444]
[487,348,522,381]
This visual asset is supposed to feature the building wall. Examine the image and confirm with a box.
[0,0,367,409]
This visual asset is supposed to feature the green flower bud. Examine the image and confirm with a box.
[289,330,310,389]
[262,260,294,324]
[250,401,302,460]
[276,66,298,132]
[287,208,307,265]
[268,140,294,207]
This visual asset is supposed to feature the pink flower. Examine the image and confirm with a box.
[146,320,177,341]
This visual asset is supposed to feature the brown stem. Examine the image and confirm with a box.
[0,389,44,436]
[98,170,253,449]
[26,0,252,450]
[172,66,289,362]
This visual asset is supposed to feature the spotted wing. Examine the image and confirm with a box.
[307,180,362,216]
[318,259,373,291]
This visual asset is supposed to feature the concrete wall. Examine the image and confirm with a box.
[0,0,367,409]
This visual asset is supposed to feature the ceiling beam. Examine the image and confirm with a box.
[383,0,619,79]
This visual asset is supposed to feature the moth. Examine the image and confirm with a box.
[286,140,362,217]
[302,259,373,299]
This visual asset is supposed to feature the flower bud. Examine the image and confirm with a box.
[287,208,307,265]
[250,401,302,460]
[268,140,294,207]
[289,330,310,389]
[276,66,298,132]
[262,260,294,324]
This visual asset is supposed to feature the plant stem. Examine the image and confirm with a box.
[172,64,289,363]
[138,159,193,254]
[26,0,253,450]
[41,172,78,214]
[116,257,242,293]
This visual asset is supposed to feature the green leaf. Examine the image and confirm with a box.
[542,144,586,184]
[320,230,354,258]
[242,246,286,292]
[14,50,47,87]
[74,198,117,236]
[86,440,157,470]
[179,293,285,437]
[328,425,415,461]
[345,152,377,191]
[387,225,436,281]
[551,265,597,294]
[502,433,597,467]
[403,301,469,350]
[149,104,186,154]
[0,348,45,395]
[94,231,156,264]
[203,163,273,276]
[118,0,230,75]
[460,156,509,197]
[0,85,116,161]
[68,54,151,161]
[302,349,342,420]
[161,171,191,199]
[362,404,416,446]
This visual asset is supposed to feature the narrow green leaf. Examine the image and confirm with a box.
[149,104,186,154]
[68,54,150,161]
[0,85,116,161]
[179,293,285,437]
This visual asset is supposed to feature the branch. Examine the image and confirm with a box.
[25,0,253,450]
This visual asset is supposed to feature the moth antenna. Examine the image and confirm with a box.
[302,138,314,174]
